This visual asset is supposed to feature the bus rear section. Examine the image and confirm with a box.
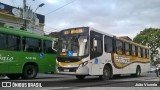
[55,27,150,80]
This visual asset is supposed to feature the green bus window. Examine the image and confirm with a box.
[23,37,42,53]
[8,35,20,51]
[0,33,7,50]
[44,40,56,54]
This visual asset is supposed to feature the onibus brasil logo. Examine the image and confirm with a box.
[1,82,42,87]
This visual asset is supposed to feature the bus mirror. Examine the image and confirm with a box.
[93,39,97,47]
[52,40,57,52]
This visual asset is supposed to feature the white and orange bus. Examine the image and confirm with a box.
[53,27,150,80]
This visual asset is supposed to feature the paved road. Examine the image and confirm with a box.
[0,72,160,90]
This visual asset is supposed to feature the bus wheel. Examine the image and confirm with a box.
[132,66,141,77]
[99,65,111,80]
[6,74,21,79]
[76,75,85,80]
[22,65,38,79]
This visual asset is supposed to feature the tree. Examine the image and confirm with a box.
[133,28,160,65]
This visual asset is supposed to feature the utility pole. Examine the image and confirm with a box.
[22,0,44,33]
[23,0,27,30]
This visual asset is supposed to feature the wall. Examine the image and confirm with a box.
[0,2,45,35]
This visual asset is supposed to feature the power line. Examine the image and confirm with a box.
[44,25,60,31]
[11,0,16,6]
[45,0,77,16]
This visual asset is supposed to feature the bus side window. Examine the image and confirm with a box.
[141,48,145,58]
[93,38,102,53]
[116,40,123,55]
[23,38,27,51]
[44,40,57,54]
[23,37,42,53]
[145,49,148,58]
[7,35,20,51]
[129,44,132,56]
[104,36,113,53]
[147,50,149,58]
[125,43,130,55]
[138,47,141,57]
[135,46,138,56]
[143,48,145,58]
[90,31,103,59]
[0,33,7,50]
[140,48,143,58]
[132,45,136,56]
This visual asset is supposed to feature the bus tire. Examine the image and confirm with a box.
[22,65,38,79]
[156,70,159,77]
[6,74,21,79]
[76,75,85,80]
[99,65,111,80]
[132,66,141,77]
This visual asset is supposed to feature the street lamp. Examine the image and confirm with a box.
[35,3,45,12]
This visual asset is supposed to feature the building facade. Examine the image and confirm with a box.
[0,2,45,35]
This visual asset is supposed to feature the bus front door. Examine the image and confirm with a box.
[90,31,103,75]
[90,57,100,75]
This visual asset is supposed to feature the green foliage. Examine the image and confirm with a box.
[133,28,160,65]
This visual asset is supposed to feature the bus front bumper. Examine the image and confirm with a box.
[56,65,89,75]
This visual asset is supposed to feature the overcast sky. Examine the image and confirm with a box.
[1,0,160,39]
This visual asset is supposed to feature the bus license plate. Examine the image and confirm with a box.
[64,69,69,72]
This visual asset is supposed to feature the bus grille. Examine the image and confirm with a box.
[58,67,78,72]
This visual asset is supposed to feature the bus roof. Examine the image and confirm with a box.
[0,27,53,41]
[117,37,149,49]
[89,27,149,49]
[89,27,114,37]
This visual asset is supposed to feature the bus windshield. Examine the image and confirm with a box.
[59,35,89,57]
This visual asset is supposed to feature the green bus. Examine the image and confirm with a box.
[0,27,57,79]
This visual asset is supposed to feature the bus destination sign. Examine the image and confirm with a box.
[63,28,84,35]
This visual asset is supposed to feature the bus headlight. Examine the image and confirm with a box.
[79,61,88,67]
